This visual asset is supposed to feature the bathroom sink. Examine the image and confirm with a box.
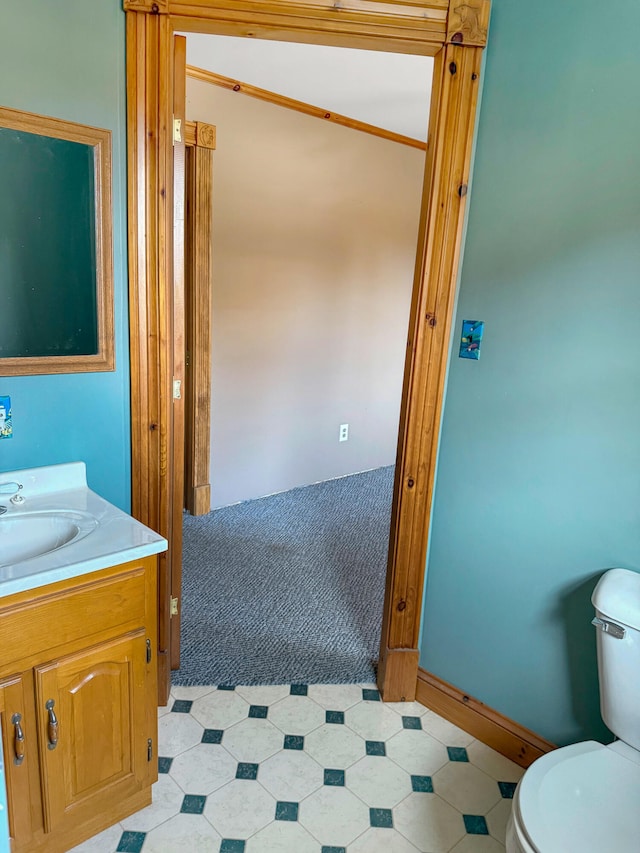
[0,510,98,569]
[0,462,167,598]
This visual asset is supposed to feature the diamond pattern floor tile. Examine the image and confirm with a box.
[350,827,421,852]
[346,701,404,741]
[222,717,284,763]
[170,685,216,702]
[268,695,325,735]
[116,830,145,853]
[82,683,521,853]
[203,778,276,838]
[158,710,204,757]
[485,798,513,845]
[347,755,412,807]
[307,683,363,710]
[450,835,506,853]
[385,700,430,718]
[299,786,369,847]
[394,792,466,853]
[466,740,525,783]
[120,775,183,833]
[247,819,318,852]
[386,729,450,775]
[304,722,366,768]
[142,813,221,852]
[190,689,249,729]
[433,761,502,814]
[421,710,475,747]
[235,684,290,705]
[260,749,323,800]
[169,741,237,794]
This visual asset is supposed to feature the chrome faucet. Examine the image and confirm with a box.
[0,481,24,512]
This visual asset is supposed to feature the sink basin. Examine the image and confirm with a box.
[0,462,167,598]
[0,510,98,568]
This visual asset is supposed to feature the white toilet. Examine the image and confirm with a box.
[506,568,640,852]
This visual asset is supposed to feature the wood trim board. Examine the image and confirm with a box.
[170,34,187,671]
[184,142,214,517]
[125,0,455,57]
[124,0,491,704]
[378,38,484,699]
[185,120,217,149]
[186,65,427,150]
[416,669,556,768]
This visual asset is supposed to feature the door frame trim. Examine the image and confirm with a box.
[186,65,427,150]
[124,0,490,702]
[184,122,215,517]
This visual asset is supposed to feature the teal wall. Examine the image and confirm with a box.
[421,0,640,746]
[0,0,130,509]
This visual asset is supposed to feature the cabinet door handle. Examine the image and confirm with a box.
[11,713,25,766]
[45,699,59,750]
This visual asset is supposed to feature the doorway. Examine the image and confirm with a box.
[179,39,430,685]
[124,0,489,704]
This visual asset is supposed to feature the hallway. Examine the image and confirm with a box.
[176,468,394,686]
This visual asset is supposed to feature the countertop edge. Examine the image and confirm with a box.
[0,538,167,600]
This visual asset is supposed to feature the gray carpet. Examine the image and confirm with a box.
[173,466,394,686]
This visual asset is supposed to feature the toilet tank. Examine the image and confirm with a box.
[591,568,640,750]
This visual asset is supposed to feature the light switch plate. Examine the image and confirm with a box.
[459,320,484,360]
[0,396,12,439]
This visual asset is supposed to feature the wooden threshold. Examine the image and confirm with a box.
[186,65,427,150]
[416,668,555,768]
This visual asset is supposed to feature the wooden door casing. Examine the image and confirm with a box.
[124,0,491,702]
[184,125,215,518]
[169,34,187,672]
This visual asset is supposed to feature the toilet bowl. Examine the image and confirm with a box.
[506,740,640,852]
[506,568,640,853]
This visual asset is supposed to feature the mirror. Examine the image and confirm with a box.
[0,106,114,374]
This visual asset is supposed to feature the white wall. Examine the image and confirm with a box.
[185,33,433,142]
[187,79,425,509]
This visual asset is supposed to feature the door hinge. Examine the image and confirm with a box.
[173,379,182,400]
[170,596,179,617]
[147,738,153,762]
[173,117,182,144]
[186,350,191,368]
[146,638,152,663]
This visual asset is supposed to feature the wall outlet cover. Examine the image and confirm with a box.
[0,396,12,439]
[459,320,484,360]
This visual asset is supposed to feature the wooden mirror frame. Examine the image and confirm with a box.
[0,106,114,375]
[124,0,490,703]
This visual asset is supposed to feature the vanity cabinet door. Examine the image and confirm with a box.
[0,672,42,850]
[34,631,151,835]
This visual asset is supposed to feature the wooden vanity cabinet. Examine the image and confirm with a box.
[0,556,158,853]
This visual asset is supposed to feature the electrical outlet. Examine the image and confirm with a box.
[339,423,349,442]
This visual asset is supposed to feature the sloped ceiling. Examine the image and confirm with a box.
[185,34,433,142]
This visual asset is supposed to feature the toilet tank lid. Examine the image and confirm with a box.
[592,568,640,630]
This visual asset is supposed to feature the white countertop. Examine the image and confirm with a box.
[0,462,167,599]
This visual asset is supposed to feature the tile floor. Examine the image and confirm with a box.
[71,683,523,853]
